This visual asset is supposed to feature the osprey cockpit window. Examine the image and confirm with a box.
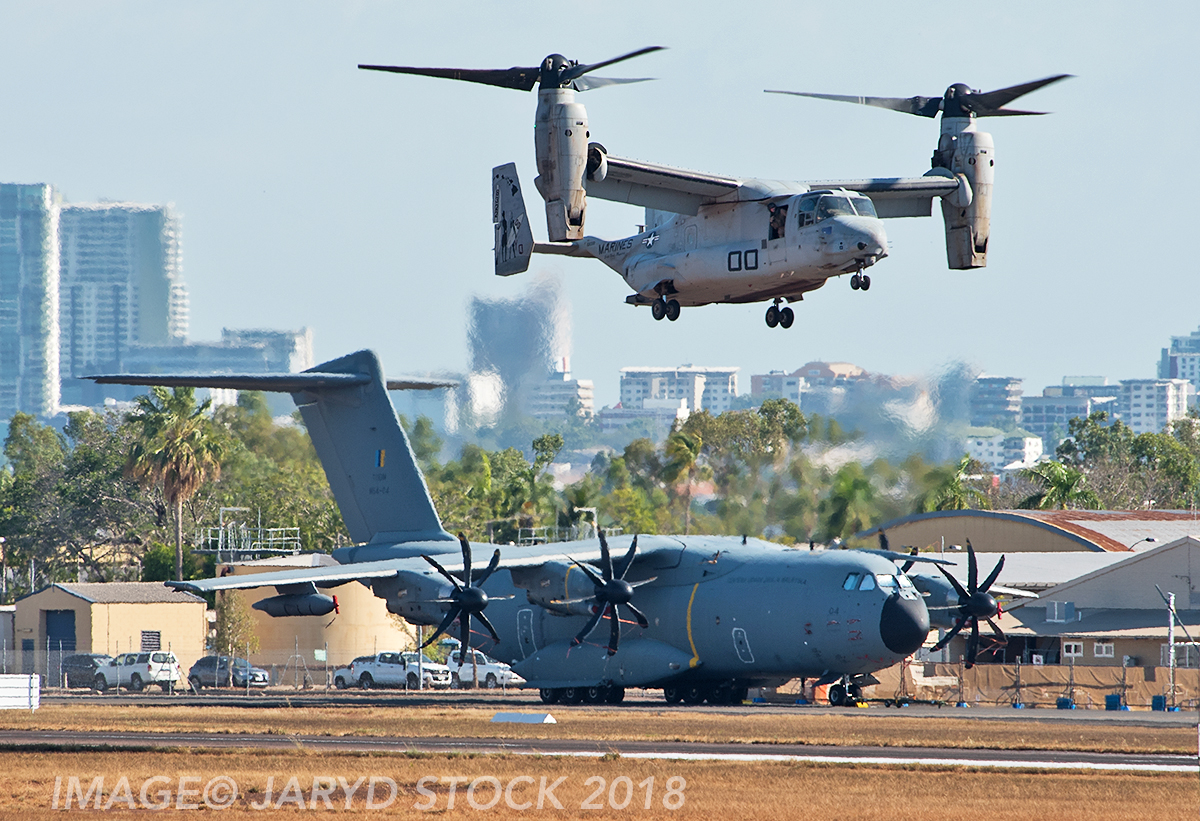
[875,574,898,591]
[816,195,854,221]
[857,573,876,591]
[842,572,861,590]
[850,195,878,218]
[797,194,820,227]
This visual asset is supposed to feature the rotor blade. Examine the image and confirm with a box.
[571,606,606,646]
[629,576,657,589]
[966,540,978,593]
[901,546,918,574]
[475,611,502,645]
[931,618,966,652]
[571,76,654,92]
[422,555,462,589]
[935,562,970,602]
[986,617,1007,645]
[765,89,943,118]
[625,602,650,629]
[474,548,502,587]
[459,615,471,662]
[459,533,473,586]
[421,606,461,649]
[616,535,639,580]
[599,530,614,583]
[569,558,605,589]
[979,555,1006,595]
[965,618,980,668]
[608,605,621,655]
[560,46,664,82]
[878,530,890,552]
[969,74,1071,116]
[552,595,599,606]
[357,64,540,92]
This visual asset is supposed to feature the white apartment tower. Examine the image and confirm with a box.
[619,366,739,413]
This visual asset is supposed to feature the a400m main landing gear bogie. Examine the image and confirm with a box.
[849,273,871,291]
[651,297,681,322]
[540,685,625,705]
[765,301,794,329]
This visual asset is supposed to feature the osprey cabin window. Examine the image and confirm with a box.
[842,573,861,590]
[767,203,789,240]
[796,194,819,227]
[857,574,876,591]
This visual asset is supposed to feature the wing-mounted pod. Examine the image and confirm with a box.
[493,163,534,276]
[252,583,339,617]
[768,75,1069,270]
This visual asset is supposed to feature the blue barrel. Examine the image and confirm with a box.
[1152,695,1166,711]
[1105,694,1122,711]
[1056,697,1075,710]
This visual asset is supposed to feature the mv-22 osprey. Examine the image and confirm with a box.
[359,49,1067,328]
[92,350,1011,705]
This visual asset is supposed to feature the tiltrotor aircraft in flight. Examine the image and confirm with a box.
[92,351,1010,705]
[359,50,1067,328]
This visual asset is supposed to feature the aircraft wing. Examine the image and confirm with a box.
[586,152,960,218]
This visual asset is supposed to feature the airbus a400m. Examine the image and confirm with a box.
[359,50,1067,328]
[91,351,1003,706]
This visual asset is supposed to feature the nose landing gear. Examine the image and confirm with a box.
[849,273,871,291]
[765,301,794,329]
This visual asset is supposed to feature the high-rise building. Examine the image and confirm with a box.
[1118,378,1193,434]
[525,358,594,419]
[0,183,60,419]
[1159,326,1200,393]
[970,376,1023,429]
[749,370,805,404]
[619,366,738,414]
[58,203,187,404]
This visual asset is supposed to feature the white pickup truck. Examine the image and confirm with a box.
[93,651,183,692]
[448,649,523,689]
[349,652,451,690]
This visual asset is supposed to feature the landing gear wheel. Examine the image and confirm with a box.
[584,686,607,704]
[732,686,749,703]
[681,685,707,705]
[651,298,667,321]
[828,683,847,707]
[706,686,733,705]
[665,299,681,322]
[859,274,871,291]
[848,683,864,702]
[605,686,626,704]
[663,687,682,705]
[561,687,584,705]
[850,273,861,290]
[779,306,794,329]
[765,305,780,328]
[540,688,562,705]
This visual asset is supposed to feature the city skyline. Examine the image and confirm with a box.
[0,3,1196,411]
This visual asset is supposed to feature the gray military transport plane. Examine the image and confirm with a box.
[92,350,979,706]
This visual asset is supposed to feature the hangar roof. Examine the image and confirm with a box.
[41,582,204,604]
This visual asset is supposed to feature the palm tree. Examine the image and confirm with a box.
[1018,460,1101,510]
[661,431,710,534]
[917,455,991,512]
[819,463,879,543]
[126,387,224,581]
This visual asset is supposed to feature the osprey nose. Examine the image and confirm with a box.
[880,593,930,656]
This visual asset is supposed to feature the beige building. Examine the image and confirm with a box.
[224,554,416,669]
[13,583,206,678]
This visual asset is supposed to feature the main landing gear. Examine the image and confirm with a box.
[765,300,794,329]
[849,273,871,291]
[652,296,681,322]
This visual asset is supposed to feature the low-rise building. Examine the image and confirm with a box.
[619,366,738,414]
[524,360,594,419]
[964,427,1043,472]
[749,370,805,404]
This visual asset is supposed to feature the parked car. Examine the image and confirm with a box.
[94,651,183,692]
[62,653,113,689]
[447,649,523,689]
[350,652,451,690]
[187,655,270,690]
[333,656,374,690]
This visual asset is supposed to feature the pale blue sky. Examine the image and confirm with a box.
[2,1,1196,406]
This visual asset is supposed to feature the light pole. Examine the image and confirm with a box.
[1130,537,1157,550]
[0,536,6,603]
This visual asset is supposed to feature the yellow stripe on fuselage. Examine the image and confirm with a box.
[686,582,700,668]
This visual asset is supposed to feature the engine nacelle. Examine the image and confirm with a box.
[253,593,337,618]
[374,571,452,627]
[934,119,994,269]
[510,559,596,616]
[586,142,608,182]
[533,88,589,241]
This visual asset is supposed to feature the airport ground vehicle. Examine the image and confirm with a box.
[187,655,270,690]
[62,653,113,688]
[350,652,451,690]
[94,651,183,692]
[448,649,523,689]
[333,657,373,689]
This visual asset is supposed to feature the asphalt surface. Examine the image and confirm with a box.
[4,727,1195,773]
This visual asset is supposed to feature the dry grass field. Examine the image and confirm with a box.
[1,702,1193,755]
[2,749,1193,820]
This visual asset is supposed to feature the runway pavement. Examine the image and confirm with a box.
[4,727,1196,773]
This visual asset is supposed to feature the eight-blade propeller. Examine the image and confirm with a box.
[766,75,1071,119]
[559,531,655,656]
[359,47,664,93]
[930,540,1006,668]
[420,533,503,666]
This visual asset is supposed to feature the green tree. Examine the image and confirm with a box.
[661,431,710,534]
[1018,460,1101,510]
[915,455,992,512]
[213,592,260,658]
[127,387,224,581]
[819,462,879,542]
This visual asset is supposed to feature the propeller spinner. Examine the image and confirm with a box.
[559,531,655,656]
[420,533,504,665]
[358,46,664,92]
[765,74,1071,118]
[930,540,1006,668]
